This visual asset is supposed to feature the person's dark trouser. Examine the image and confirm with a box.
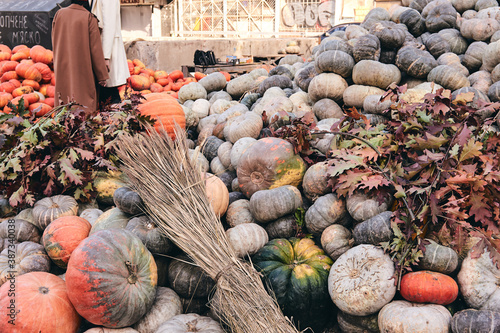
[98,85,121,105]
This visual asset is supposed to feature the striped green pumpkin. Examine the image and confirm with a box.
[253,237,333,330]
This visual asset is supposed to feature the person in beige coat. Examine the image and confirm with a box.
[89,0,130,104]
[52,0,109,112]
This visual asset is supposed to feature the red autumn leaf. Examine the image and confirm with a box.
[468,192,493,224]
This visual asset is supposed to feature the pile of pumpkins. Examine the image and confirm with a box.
[123,59,232,100]
[0,44,55,116]
[4,0,500,330]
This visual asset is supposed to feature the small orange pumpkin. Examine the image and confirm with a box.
[0,92,12,108]
[30,102,52,116]
[42,215,91,268]
[194,72,207,81]
[22,79,40,91]
[0,61,18,75]
[219,71,231,81]
[0,71,18,82]
[29,45,53,64]
[150,82,163,93]
[154,70,168,80]
[5,96,30,112]
[43,97,55,107]
[132,58,146,69]
[169,70,184,81]
[129,74,151,91]
[12,45,28,53]
[138,97,186,138]
[32,62,53,82]
[0,81,16,93]
[23,92,40,104]
[46,85,55,98]
[12,86,33,98]
[23,65,42,82]
[400,270,458,305]
[0,52,10,62]
[127,59,134,75]
[11,48,30,62]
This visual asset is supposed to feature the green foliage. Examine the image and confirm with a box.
[294,207,312,239]
[0,95,154,210]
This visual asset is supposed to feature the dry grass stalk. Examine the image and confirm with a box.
[115,127,299,333]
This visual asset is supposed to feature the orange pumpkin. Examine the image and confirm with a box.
[129,74,151,91]
[163,91,178,99]
[23,92,40,104]
[0,92,12,108]
[171,80,184,91]
[30,102,53,117]
[22,79,40,91]
[169,70,184,81]
[0,272,81,333]
[0,44,11,56]
[33,62,53,82]
[194,72,207,81]
[400,270,458,305]
[23,65,42,82]
[154,70,168,80]
[142,92,176,102]
[44,97,55,107]
[12,45,28,53]
[50,74,55,86]
[0,71,18,82]
[46,85,55,98]
[132,58,145,69]
[149,82,163,93]
[0,52,10,61]
[42,216,91,268]
[12,86,33,98]
[15,61,31,78]
[11,48,30,62]
[0,61,19,75]
[138,97,186,138]
[127,59,134,75]
[29,45,53,64]
[4,95,29,113]
[219,71,231,81]
[0,81,17,93]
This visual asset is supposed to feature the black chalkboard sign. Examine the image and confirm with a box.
[0,0,70,49]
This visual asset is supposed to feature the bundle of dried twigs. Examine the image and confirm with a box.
[115,127,299,333]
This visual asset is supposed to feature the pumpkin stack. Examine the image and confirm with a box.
[0,44,55,116]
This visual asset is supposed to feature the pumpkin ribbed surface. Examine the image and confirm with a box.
[66,229,157,328]
[32,195,78,231]
[400,270,458,305]
[253,238,333,328]
[138,98,186,139]
[42,215,91,268]
[0,272,81,333]
[328,244,396,316]
[237,137,307,198]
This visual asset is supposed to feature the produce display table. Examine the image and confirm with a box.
[183,63,266,76]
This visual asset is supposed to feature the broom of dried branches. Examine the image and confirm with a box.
[115,127,299,333]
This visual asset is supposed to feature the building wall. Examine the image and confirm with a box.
[124,37,319,72]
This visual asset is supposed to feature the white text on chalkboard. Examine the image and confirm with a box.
[0,15,28,29]
[12,31,41,45]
